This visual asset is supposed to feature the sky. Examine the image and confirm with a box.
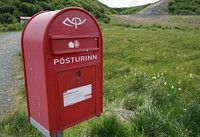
[98,0,160,8]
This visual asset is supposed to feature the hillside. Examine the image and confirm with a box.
[114,0,200,16]
[0,0,112,27]
[1,0,200,31]
[168,0,200,15]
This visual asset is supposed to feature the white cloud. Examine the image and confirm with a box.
[99,0,160,8]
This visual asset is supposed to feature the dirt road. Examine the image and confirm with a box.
[0,32,22,118]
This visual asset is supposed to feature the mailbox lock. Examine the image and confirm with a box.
[76,71,81,83]
[68,40,80,49]
[68,42,74,48]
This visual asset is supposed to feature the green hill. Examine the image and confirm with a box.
[0,0,113,30]
[168,0,200,15]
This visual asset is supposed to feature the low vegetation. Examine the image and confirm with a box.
[100,22,200,136]
[168,0,200,15]
[0,0,113,31]
[0,111,40,136]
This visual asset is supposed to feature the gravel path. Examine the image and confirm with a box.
[135,0,169,16]
[0,32,22,118]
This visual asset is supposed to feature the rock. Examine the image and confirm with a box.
[107,108,135,122]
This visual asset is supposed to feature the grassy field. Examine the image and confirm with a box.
[0,19,200,136]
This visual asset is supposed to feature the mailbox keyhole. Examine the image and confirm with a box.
[76,71,81,83]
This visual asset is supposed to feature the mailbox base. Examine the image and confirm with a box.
[30,118,50,136]
[42,131,63,137]
[30,118,63,137]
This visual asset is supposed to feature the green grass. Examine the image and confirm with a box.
[101,23,200,136]
[1,20,200,136]
[162,15,200,24]
[0,111,40,137]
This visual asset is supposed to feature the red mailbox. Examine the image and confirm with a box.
[21,7,103,136]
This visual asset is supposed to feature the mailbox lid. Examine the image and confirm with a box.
[47,7,103,54]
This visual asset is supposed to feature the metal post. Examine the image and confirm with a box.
[42,131,63,137]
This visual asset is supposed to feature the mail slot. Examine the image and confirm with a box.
[21,7,103,136]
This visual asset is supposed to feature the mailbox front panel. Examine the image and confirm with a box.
[46,8,103,132]
[58,66,96,127]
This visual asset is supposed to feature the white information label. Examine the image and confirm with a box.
[63,84,92,107]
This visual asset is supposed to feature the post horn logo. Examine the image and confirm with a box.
[63,17,86,29]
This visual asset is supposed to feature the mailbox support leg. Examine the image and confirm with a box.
[42,131,63,137]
